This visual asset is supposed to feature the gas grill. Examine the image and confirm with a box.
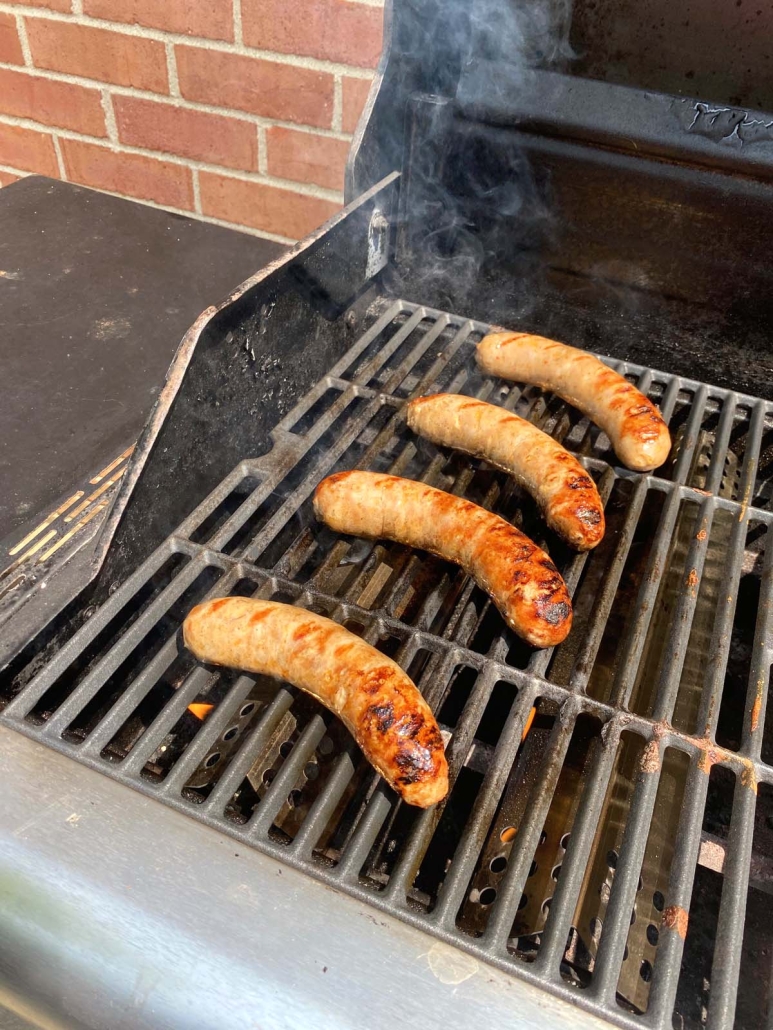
[3,1,773,1028]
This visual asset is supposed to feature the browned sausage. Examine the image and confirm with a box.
[183,597,448,808]
[313,471,572,648]
[476,331,671,472]
[406,393,605,551]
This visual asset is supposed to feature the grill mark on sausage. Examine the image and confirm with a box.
[405,393,604,551]
[314,471,572,647]
[183,598,449,808]
[477,331,671,472]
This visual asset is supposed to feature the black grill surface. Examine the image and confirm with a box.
[3,299,773,1030]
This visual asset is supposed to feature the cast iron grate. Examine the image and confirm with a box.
[3,299,773,1030]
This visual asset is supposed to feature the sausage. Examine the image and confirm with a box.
[406,393,605,551]
[183,597,448,808]
[313,471,572,647]
[476,331,671,472]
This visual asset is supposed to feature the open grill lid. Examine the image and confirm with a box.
[350,0,773,200]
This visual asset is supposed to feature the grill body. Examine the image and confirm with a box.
[5,2,773,1028]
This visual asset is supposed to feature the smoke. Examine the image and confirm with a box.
[387,0,575,320]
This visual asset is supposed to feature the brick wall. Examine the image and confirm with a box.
[0,0,383,242]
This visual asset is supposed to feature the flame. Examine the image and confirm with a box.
[521,706,536,742]
[188,703,214,720]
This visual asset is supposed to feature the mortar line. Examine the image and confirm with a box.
[0,58,355,141]
[51,133,66,178]
[165,42,180,98]
[14,13,32,66]
[232,0,243,45]
[0,2,380,78]
[100,89,117,143]
[0,111,346,202]
[332,76,343,132]
[191,166,202,214]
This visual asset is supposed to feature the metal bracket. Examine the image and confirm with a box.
[366,209,390,279]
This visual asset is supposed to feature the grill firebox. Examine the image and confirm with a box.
[4,299,773,1030]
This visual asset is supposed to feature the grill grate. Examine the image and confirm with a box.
[4,298,773,1030]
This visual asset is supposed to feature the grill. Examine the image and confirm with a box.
[5,1,773,1026]
[5,293,773,1029]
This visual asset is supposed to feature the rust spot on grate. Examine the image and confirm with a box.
[640,738,661,774]
[662,904,689,939]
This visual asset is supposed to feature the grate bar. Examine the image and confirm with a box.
[379,312,451,395]
[569,477,650,692]
[696,519,758,740]
[200,686,297,814]
[247,714,328,838]
[704,393,739,496]
[381,663,508,904]
[289,747,359,858]
[322,300,408,383]
[672,384,709,485]
[533,720,623,974]
[120,664,221,777]
[3,541,192,719]
[331,782,393,882]
[349,306,427,385]
[589,740,663,1002]
[608,489,683,709]
[161,673,259,794]
[432,688,555,928]
[651,496,716,724]
[645,758,712,1026]
[740,522,773,760]
[41,561,238,741]
[407,321,478,400]
[705,778,756,1030]
[737,399,766,505]
[528,467,618,680]
[655,376,682,426]
[472,706,576,944]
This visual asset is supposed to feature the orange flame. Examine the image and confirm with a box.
[521,706,536,742]
[188,703,214,720]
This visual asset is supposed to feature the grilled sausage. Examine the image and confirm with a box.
[313,471,572,647]
[406,393,605,551]
[476,331,671,472]
[183,597,448,808]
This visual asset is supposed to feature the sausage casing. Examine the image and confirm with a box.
[313,471,572,648]
[476,331,671,472]
[406,393,605,550]
[183,597,449,808]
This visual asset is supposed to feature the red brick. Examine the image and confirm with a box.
[342,75,372,133]
[83,0,234,42]
[60,139,193,209]
[0,68,106,136]
[0,123,58,176]
[266,126,348,191]
[176,46,333,128]
[0,171,22,187]
[114,96,257,171]
[0,12,24,65]
[27,19,168,93]
[199,171,339,239]
[0,0,70,10]
[242,0,383,68]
